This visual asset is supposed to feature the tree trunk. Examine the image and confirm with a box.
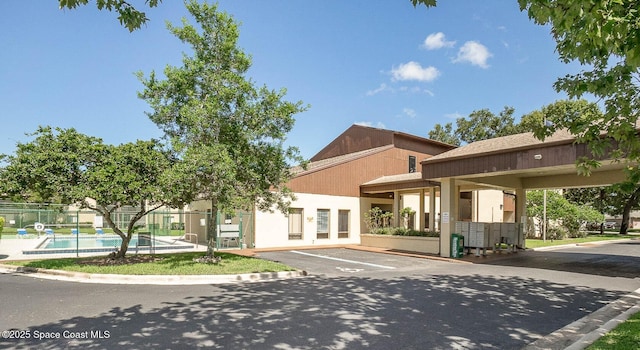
[117,234,131,259]
[599,188,605,235]
[207,199,218,257]
[620,186,640,235]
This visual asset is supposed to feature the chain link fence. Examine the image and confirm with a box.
[0,203,254,255]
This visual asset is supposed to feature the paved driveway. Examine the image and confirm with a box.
[1,241,639,349]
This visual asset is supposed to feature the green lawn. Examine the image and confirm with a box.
[525,234,632,249]
[586,310,640,349]
[5,252,295,275]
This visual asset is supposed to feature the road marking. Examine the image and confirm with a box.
[336,267,364,273]
[290,250,396,269]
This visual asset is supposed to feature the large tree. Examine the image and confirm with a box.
[58,0,161,31]
[416,0,640,199]
[137,1,307,257]
[415,0,640,234]
[565,185,640,234]
[522,99,640,234]
[526,190,603,239]
[428,123,460,146]
[429,106,518,145]
[0,126,184,258]
[519,0,640,234]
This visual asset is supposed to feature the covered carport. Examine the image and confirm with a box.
[421,129,628,258]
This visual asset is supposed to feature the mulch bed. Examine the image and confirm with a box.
[78,255,165,266]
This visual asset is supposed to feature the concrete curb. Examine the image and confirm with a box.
[0,264,308,285]
[523,288,640,350]
[529,238,638,251]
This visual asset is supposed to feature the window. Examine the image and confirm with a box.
[288,208,303,240]
[338,210,349,238]
[409,155,416,173]
[316,209,329,239]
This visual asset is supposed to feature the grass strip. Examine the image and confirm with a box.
[587,310,640,349]
[5,252,295,275]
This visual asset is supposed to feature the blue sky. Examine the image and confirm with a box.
[1,1,581,160]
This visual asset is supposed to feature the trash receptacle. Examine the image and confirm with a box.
[451,233,464,258]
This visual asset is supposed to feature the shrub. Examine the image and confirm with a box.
[369,226,440,237]
[568,229,588,238]
[364,207,393,232]
[399,207,416,229]
[547,226,569,240]
[371,227,393,235]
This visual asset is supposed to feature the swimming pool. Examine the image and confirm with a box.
[23,235,194,255]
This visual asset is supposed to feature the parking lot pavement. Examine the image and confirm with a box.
[256,248,472,278]
[257,248,440,277]
[258,244,640,297]
[257,245,640,349]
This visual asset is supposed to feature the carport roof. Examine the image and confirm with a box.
[420,128,629,190]
[423,129,575,163]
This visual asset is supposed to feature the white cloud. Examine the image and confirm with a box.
[366,83,389,96]
[403,108,417,118]
[355,121,386,129]
[367,84,434,96]
[453,41,492,68]
[422,32,456,50]
[391,61,440,82]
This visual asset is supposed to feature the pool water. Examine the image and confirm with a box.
[22,235,194,255]
[43,236,169,249]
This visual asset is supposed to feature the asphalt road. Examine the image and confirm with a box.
[1,241,639,349]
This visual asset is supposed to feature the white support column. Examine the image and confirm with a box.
[429,187,436,231]
[516,188,527,245]
[393,190,400,227]
[419,188,426,231]
[439,178,459,258]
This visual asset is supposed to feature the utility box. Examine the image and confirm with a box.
[450,233,464,258]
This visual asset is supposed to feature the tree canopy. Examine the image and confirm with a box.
[137,1,307,256]
[526,190,603,239]
[58,0,161,31]
[416,0,640,181]
[0,126,182,257]
[428,106,518,145]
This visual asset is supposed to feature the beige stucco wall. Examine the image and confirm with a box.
[474,189,505,222]
[254,193,362,248]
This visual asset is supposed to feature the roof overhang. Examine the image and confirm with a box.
[360,172,440,195]
[421,130,630,190]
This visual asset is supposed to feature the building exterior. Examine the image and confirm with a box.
[252,124,457,248]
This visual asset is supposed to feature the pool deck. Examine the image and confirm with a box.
[0,235,209,261]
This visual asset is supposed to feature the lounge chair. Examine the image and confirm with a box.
[71,228,78,235]
[95,228,104,237]
[44,228,55,236]
[17,229,32,238]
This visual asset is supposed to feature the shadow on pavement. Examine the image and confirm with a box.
[469,241,640,279]
[1,273,624,349]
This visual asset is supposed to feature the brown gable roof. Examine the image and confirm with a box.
[311,124,456,162]
[423,129,576,163]
[291,145,394,177]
